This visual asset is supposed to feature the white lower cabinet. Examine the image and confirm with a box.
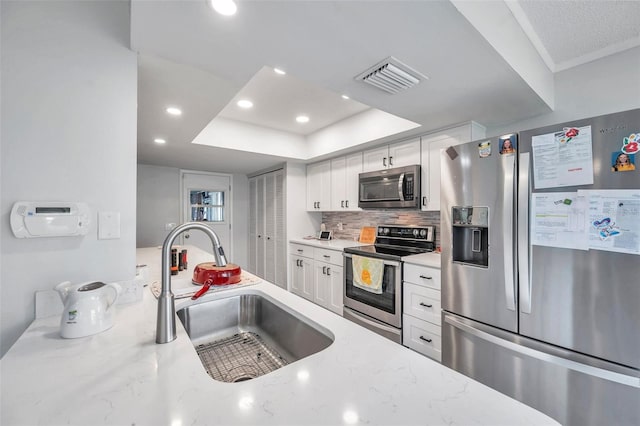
[403,315,442,361]
[290,254,314,301]
[314,261,343,315]
[289,243,344,315]
[402,263,442,362]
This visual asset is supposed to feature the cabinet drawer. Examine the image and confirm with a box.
[403,283,441,325]
[290,243,313,259]
[403,264,441,290]
[402,314,441,362]
[314,247,343,266]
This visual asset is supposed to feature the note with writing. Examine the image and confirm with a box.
[532,125,594,189]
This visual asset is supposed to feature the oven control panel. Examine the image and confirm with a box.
[377,225,435,242]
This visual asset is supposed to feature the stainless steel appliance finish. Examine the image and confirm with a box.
[443,313,640,426]
[343,253,403,328]
[441,109,640,426]
[343,306,402,343]
[177,291,334,381]
[157,221,228,344]
[358,165,421,209]
[343,225,435,342]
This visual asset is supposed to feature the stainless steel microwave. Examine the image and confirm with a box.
[358,165,421,209]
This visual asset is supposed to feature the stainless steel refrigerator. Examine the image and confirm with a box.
[440,109,640,426]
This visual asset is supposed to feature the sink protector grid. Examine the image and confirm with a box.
[195,331,289,382]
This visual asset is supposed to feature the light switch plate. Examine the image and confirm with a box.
[98,211,120,239]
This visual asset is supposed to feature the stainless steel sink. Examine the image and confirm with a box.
[177,291,334,383]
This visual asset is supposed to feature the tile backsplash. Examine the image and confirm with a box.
[322,210,441,248]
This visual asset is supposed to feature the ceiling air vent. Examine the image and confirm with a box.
[356,56,428,94]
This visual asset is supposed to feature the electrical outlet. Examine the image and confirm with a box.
[337,222,343,231]
[115,278,143,304]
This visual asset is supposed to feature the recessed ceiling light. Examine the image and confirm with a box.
[154,138,166,144]
[237,99,253,109]
[296,115,309,123]
[273,68,286,75]
[208,0,237,16]
[166,107,182,116]
[341,94,350,100]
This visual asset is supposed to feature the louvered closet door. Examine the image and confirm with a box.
[248,178,257,274]
[256,175,266,278]
[264,173,276,283]
[274,170,286,289]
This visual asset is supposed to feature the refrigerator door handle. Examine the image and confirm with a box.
[518,152,532,313]
[503,155,516,311]
[444,313,640,388]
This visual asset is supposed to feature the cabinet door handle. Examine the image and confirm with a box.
[422,196,426,206]
[419,275,433,280]
[389,156,393,166]
[345,200,349,208]
[322,266,327,274]
[297,249,303,253]
[327,267,331,276]
[419,336,432,343]
[323,254,330,258]
[317,202,320,209]
[419,302,433,308]
[383,157,387,167]
[258,235,262,238]
[341,200,345,208]
[267,236,271,240]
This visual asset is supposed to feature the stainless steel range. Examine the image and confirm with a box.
[343,225,435,342]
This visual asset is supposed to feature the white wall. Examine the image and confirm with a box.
[135,164,249,267]
[137,164,181,248]
[284,162,321,290]
[0,1,137,357]
[231,173,250,268]
[488,47,640,136]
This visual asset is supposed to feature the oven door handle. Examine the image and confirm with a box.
[343,253,401,268]
[343,308,401,335]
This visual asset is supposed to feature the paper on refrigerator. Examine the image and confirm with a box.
[580,189,640,255]
[531,192,588,250]
[532,125,594,189]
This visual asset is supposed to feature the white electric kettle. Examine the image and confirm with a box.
[55,281,121,338]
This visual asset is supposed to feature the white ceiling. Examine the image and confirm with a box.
[132,0,640,175]
[218,66,371,135]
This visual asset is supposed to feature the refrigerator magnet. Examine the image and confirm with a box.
[611,151,636,172]
[499,136,516,155]
[478,141,491,158]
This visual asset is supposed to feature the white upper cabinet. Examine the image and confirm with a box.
[420,122,485,211]
[306,160,331,211]
[330,153,362,211]
[362,138,420,172]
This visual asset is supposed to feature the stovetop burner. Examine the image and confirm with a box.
[344,225,435,261]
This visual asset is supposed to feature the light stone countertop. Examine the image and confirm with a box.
[402,252,442,269]
[289,237,368,251]
[0,247,557,426]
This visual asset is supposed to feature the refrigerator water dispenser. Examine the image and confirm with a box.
[451,206,488,268]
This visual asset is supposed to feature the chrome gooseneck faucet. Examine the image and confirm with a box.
[156,222,228,344]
